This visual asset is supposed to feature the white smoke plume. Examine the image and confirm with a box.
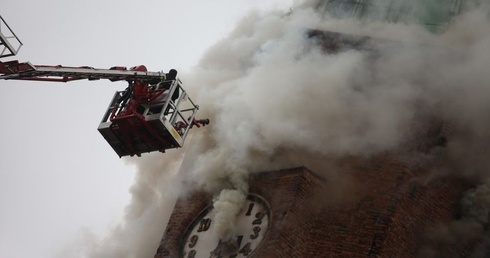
[183,4,490,256]
[59,151,185,258]
[212,189,247,240]
[66,1,490,257]
[182,5,490,178]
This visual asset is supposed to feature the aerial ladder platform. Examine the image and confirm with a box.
[0,60,209,157]
[0,14,208,158]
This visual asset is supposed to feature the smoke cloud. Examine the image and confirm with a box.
[58,151,185,258]
[212,189,247,240]
[67,1,490,257]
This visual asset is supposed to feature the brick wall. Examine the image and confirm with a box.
[154,163,468,258]
[154,191,212,258]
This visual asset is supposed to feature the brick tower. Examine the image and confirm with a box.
[154,157,468,257]
[154,16,473,258]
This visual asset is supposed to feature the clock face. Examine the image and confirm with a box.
[181,194,271,258]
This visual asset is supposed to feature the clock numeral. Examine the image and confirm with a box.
[252,211,265,225]
[187,250,196,258]
[197,218,212,232]
[188,235,198,248]
[250,226,261,239]
[245,203,254,216]
[239,242,253,256]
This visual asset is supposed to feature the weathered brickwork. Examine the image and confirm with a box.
[155,164,468,258]
[154,192,212,258]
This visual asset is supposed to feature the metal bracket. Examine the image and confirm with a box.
[0,15,23,58]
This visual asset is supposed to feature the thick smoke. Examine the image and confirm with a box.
[69,2,490,257]
[212,189,247,240]
[60,151,185,258]
[420,182,490,258]
[183,5,490,181]
[183,5,490,257]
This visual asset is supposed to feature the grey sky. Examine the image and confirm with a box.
[0,1,294,258]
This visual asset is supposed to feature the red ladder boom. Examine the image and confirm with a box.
[0,60,166,82]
